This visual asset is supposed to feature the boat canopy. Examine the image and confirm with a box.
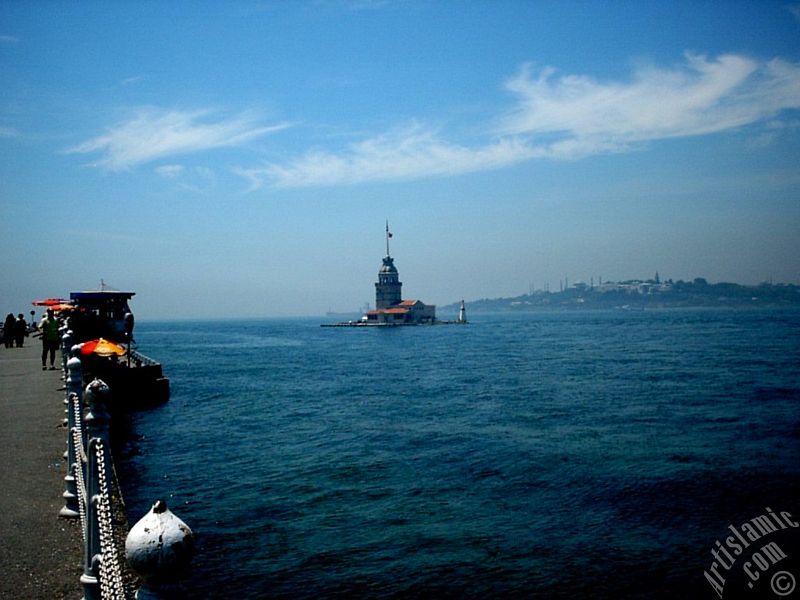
[69,291,136,343]
[70,291,135,302]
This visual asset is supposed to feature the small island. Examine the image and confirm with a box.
[324,223,466,327]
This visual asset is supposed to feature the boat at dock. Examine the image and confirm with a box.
[65,289,169,408]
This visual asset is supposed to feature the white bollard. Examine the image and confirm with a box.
[126,500,195,599]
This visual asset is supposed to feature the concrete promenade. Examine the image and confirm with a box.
[0,341,83,599]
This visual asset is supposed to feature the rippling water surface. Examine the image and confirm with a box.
[117,309,800,598]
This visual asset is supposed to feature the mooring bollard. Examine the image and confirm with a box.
[80,378,112,600]
[126,500,195,599]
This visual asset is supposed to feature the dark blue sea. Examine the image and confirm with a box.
[117,309,800,599]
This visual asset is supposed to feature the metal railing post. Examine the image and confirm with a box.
[80,379,111,600]
[61,329,74,377]
[59,390,81,519]
[60,351,83,518]
[68,346,88,452]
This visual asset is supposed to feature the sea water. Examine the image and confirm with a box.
[116,309,800,598]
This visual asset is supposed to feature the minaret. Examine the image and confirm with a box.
[375,221,402,309]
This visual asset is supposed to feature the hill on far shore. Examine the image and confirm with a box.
[441,278,800,314]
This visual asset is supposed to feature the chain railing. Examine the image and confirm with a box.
[59,338,193,599]
[58,339,127,600]
[71,397,87,541]
[95,439,127,600]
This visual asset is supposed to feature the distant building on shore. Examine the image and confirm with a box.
[363,223,436,325]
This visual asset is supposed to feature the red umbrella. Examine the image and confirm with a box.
[32,298,70,307]
[80,338,127,357]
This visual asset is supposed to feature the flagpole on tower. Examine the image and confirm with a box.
[386,220,391,257]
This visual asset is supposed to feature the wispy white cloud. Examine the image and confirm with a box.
[0,126,19,138]
[234,123,537,189]
[67,108,291,170]
[239,51,800,189]
[0,35,19,44]
[789,4,800,22]
[155,164,218,194]
[155,164,185,178]
[498,52,800,157]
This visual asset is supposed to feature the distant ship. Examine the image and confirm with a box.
[326,303,370,319]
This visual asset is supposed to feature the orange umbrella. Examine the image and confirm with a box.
[80,338,127,357]
[51,303,75,312]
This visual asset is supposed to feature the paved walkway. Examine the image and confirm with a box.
[0,341,83,599]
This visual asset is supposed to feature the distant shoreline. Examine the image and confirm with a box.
[441,279,800,314]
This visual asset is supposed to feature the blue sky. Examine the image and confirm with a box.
[1,1,799,318]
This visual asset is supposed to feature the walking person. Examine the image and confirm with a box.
[39,309,60,370]
[3,313,15,348]
[14,313,27,347]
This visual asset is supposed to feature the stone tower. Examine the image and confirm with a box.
[375,222,402,309]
